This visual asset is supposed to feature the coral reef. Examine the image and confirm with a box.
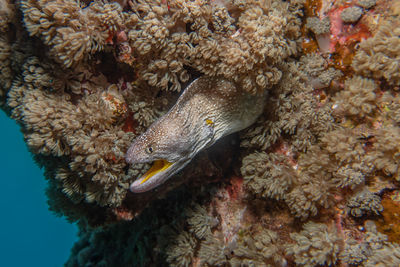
[304,16,331,53]
[300,53,342,89]
[241,126,376,219]
[240,59,335,152]
[340,6,363,23]
[340,221,400,266]
[126,0,304,93]
[347,189,383,217]
[352,20,400,86]
[306,16,331,35]
[3,0,306,210]
[375,192,400,243]
[357,0,376,9]
[286,222,341,266]
[332,75,377,119]
[1,0,400,266]
[0,0,15,107]
[21,0,126,68]
[339,239,368,265]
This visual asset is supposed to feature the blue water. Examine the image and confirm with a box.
[0,111,77,266]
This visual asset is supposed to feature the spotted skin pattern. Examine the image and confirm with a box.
[126,76,265,193]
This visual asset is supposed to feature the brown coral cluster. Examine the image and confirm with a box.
[352,20,400,87]
[2,0,400,266]
[0,0,15,105]
[126,0,304,93]
[21,0,126,68]
[3,0,306,212]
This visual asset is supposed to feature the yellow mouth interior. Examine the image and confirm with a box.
[140,159,173,184]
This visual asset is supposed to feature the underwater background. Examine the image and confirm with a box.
[0,111,76,266]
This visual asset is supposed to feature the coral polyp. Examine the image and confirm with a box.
[100,85,128,121]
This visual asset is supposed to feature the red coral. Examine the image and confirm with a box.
[328,5,371,71]
[226,176,244,200]
[106,30,116,45]
[122,112,138,133]
[112,206,134,221]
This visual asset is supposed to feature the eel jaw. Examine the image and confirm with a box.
[130,159,190,193]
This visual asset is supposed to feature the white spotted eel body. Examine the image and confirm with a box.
[126,76,265,193]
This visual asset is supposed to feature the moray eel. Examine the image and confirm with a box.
[125,76,265,193]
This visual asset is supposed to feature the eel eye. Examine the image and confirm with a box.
[145,145,154,154]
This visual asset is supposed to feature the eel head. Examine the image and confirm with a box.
[125,114,214,193]
[125,77,264,193]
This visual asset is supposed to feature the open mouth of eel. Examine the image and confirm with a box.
[130,159,177,193]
